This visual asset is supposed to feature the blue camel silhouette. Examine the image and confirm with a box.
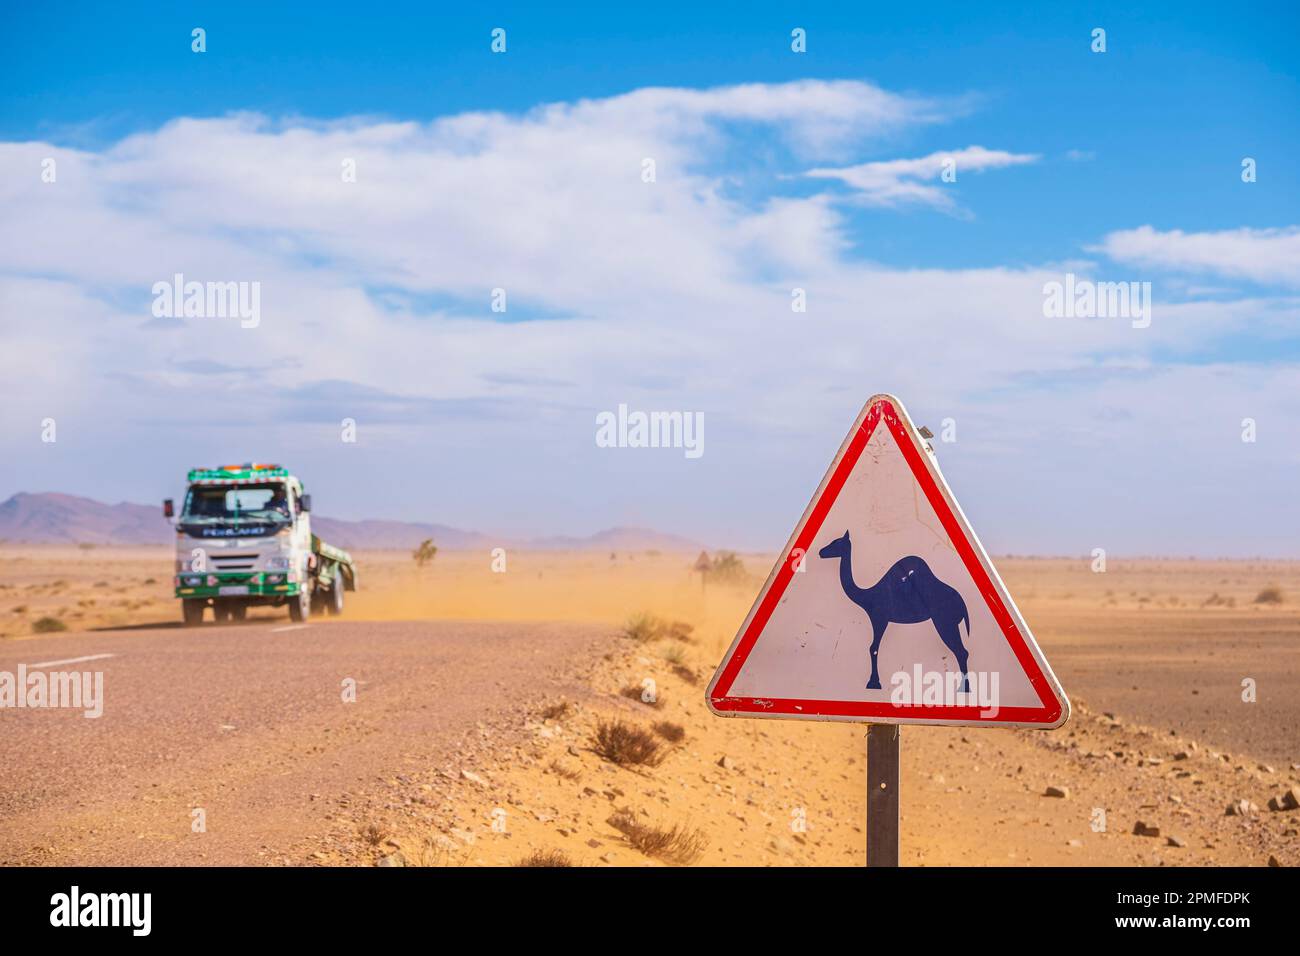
[818,530,971,692]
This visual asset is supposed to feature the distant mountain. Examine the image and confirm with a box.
[0,492,704,552]
[0,492,170,545]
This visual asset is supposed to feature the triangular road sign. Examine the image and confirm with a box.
[707,394,1069,728]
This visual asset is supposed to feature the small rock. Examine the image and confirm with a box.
[1043,785,1070,799]
[1225,799,1258,816]
[377,852,406,867]
[717,755,735,771]
[567,745,581,757]
[1066,839,1083,847]
[1132,821,1161,837]
[1283,786,1300,811]
[460,770,487,786]
[1166,835,1186,848]
[1268,855,1282,867]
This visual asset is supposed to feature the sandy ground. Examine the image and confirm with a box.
[1,545,1297,866]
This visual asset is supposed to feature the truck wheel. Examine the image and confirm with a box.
[289,587,311,623]
[327,570,344,616]
[182,600,205,627]
[213,603,231,624]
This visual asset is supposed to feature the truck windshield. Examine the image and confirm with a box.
[182,483,291,523]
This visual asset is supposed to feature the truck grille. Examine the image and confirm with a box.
[212,553,258,571]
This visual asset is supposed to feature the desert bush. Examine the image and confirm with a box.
[623,612,661,642]
[412,538,438,568]
[660,643,687,665]
[359,822,387,847]
[515,848,573,867]
[652,721,686,744]
[548,759,581,781]
[592,720,664,767]
[32,617,67,633]
[606,809,707,864]
[1254,586,1284,605]
[540,700,572,721]
[702,551,748,586]
[621,683,665,709]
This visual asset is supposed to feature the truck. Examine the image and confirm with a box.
[163,464,357,626]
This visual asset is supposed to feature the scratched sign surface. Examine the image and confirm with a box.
[706,394,1069,728]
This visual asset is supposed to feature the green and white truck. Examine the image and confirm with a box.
[164,464,357,626]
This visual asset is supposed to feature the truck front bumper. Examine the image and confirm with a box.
[174,572,302,600]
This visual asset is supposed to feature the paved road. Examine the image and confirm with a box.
[0,618,608,865]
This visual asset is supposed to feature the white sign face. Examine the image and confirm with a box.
[706,394,1069,728]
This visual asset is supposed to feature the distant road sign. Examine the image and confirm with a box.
[707,394,1069,728]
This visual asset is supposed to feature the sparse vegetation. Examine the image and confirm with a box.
[592,719,664,767]
[32,616,67,633]
[1203,592,1236,608]
[606,809,707,864]
[412,538,438,568]
[548,759,581,781]
[621,683,665,709]
[652,721,686,744]
[515,848,573,867]
[623,612,661,642]
[660,643,687,665]
[1254,586,1284,605]
[359,822,387,847]
[701,551,748,586]
[623,613,695,644]
[540,700,572,721]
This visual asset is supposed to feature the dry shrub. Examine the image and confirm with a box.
[607,809,707,865]
[1254,586,1284,605]
[592,720,664,767]
[624,613,695,644]
[515,848,573,867]
[652,721,686,744]
[548,759,581,781]
[32,616,67,633]
[408,834,465,867]
[660,643,687,665]
[540,700,572,721]
[621,683,665,709]
[359,822,387,847]
[623,612,661,642]
[1203,592,1236,607]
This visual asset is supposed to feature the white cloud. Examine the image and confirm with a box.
[1096,225,1300,287]
[805,146,1039,211]
[0,81,1294,553]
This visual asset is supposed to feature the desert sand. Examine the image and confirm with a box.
[1,545,1297,866]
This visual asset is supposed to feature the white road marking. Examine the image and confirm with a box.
[26,653,116,669]
[270,624,309,633]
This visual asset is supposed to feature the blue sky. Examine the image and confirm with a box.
[1,2,1298,555]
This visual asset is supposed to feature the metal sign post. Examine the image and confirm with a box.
[866,724,899,867]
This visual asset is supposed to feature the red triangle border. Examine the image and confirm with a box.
[708,397,1066,726]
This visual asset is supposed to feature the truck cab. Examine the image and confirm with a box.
[166,464,355,626]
